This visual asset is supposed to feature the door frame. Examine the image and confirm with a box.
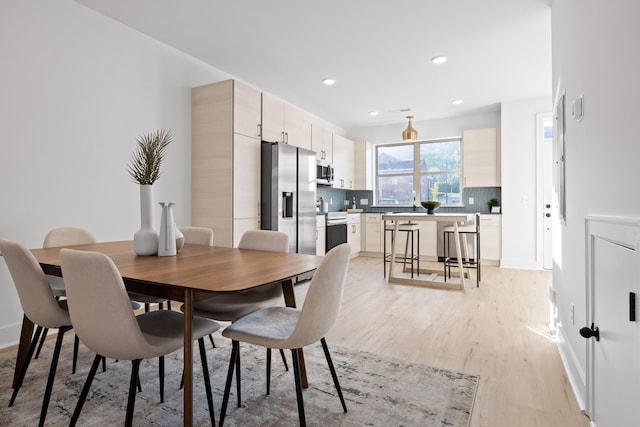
[584,215,640,418]
[536,112,553,270]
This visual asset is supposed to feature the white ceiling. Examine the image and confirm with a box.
[74,0,552,132]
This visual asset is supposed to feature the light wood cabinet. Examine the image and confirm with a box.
[354,140,374,190]
[479,214,501,265]
[316,215,326,256]
[262,92,311,150]
[333,134,355,189]
[191,79,262,247]
[462,128,501,187]
[311,125,333,162]
[364,213,382,253]
[347,213,361,256]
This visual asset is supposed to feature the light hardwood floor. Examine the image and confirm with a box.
[296,256,590,427]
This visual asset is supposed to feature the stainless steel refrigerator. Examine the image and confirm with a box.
[261,141,317,255]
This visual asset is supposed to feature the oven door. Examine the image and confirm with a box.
[326,223,347,253]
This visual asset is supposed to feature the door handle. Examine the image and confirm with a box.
[579,323,600,341]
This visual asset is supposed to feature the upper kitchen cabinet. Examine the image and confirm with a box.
[462,128,501,187]
[191,79,262,247]
[333,134,355,189]
[311,125,333,162]
[261,92,311,150]
[354,140,373,190]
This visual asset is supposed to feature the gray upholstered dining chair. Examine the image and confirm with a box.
[0,239,73,427]
[180,226,214,246]
[219,243,351,427]
[59,248,221,427]
[187,229,291,403]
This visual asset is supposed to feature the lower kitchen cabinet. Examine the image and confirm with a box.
[316,215,326,256]
[479,214,501,265]
[364,213,382,253]
[347,213,361,256]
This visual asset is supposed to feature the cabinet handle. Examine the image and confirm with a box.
[284,132,289,144]
[352,225,356,233]
[316,229,318,240]
[257,123,262,138]
[281,131,286,143]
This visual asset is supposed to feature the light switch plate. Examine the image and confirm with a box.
[572,95,584,121]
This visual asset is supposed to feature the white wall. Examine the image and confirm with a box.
[500,97,551,269]
[0,0,232,347]
[551,0,640,408]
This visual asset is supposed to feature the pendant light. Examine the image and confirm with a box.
[402,116,418,140]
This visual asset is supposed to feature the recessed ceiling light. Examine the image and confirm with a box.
[452,99,463,105]
[322,78,336,86]
[369,111,379,116]
[431,56,447,65]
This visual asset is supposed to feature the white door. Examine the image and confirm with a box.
[537,113,553,270]
[585,217,640,426]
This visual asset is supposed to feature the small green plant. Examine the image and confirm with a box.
[487,198,500,208]
[127,129,172,185]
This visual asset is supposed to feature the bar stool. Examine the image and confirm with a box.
[383,221,420,278]
[443,213,480,287]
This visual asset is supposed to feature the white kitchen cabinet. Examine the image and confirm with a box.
[311,125,333,162]
[347,213,361,256]
[462,128,501,187]
[191,79,262,247]
[479,214,501,265]
[333,134,354,189]
[316,215,326,256]
[364,213,382,253]
[262,92,311,150]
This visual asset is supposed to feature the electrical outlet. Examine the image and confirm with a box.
[360,199,369,205]
[330,198,333,205]
[469,197,474,204]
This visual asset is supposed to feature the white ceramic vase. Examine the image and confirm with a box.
[158,202,177,256]
[134,185,159,256]
[175,224,184,252]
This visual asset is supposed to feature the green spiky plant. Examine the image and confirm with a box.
[127,129,172,185]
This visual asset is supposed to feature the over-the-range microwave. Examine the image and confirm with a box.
[316,160,334,186]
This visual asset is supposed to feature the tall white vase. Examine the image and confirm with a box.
[158,202,177,256]
[133,185,159,256]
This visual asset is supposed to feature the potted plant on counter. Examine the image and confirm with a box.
[487,198,501,213]
[420,200,441,214]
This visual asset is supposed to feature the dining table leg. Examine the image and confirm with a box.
[13,315,34,388]
[281,278,308,389]
[183,289,194,427]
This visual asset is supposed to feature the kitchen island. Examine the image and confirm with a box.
[383,212,469,290]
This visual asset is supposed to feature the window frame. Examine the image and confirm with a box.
[374,137,462,207]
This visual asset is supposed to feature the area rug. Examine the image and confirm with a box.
[0,332,478,426]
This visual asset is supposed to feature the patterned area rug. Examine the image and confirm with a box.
[0,332,478,426]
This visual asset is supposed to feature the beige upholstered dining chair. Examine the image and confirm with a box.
[180,226,214,246]
[218,243,351,427]
[59,248,221,426]
[0,239,73,426]
[189,229,290,403]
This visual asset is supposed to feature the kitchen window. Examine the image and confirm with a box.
[375,138,461,206]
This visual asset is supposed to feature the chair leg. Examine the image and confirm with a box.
[198,338,216,426]
[72,335,79,374]
[167,300,172,311]
[235,343,242,408]
[9,325,43,406]
[70,354,102,427]
[279,348,289,370]
[39,326,71,426]
[159,356,165,403]
[290,348,307,427]
[266,348,272,395]
[220,340,240,427]
[320,338,348,413]
[208,334,216,349]
[125,360,141,427]
[34,327,48,359]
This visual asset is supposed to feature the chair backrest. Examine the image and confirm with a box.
[288,243,351,347]
[180,226,214,246]
[0,239,70,328]
[238,230,289,252]
[43,227,97,248]
[59,248,158,360]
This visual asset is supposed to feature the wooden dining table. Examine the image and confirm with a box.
[21,240,323,426]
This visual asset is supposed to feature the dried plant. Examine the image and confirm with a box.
[127,129,172,185]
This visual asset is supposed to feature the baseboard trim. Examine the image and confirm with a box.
[555,324,587,413]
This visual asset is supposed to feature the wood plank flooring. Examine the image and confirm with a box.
[295,256,590,427]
